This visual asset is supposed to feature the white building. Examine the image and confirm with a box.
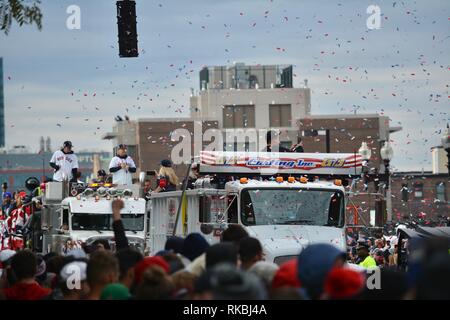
[431,146,448,174]
[190,63,311,151]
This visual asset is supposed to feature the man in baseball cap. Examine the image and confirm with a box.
[356,242,377,269]
[109,144,137,186]
[49,140,79,182]
[59,261,89,300]
[2,182,8,200]
[1,191,14,218]
[63,141,73,148]
[93,169,108,184]
[18,191,28,199]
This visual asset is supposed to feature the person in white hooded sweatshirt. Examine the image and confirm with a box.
[49,141,79,182]
[109,144,137,186]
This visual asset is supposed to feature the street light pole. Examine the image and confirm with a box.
[383,159,390,190]
[359,141,395,225]
[380,141,394,223]
[447,151,450,177]
[358,142,371,192]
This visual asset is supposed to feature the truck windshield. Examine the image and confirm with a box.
[71,214,145,231]
[240,188,344,227]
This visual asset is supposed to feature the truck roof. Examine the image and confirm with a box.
[61,197,146,214]
[225,179,345,193]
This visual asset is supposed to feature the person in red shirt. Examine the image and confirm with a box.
[3,250,51,300]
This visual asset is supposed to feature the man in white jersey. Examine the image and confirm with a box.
[108,144,137,186]
[49,141,79,182]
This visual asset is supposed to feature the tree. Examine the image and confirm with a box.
[0,0,42,35]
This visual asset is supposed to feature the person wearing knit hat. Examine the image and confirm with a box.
[60,261,87,283]
[323,267,365,300]
[18,191,27,199]
[154,159,179,192]
[193,263,267,300]
[100,283,131,300]
[181,233,210,262]
[161,159,172,168]
[0,249,16,264]
[210,263,268,300]
[205,243,238,270]
[164,236,190,267]
[297,243,346,300]
[0,249,16,280]
[271,259,302,290]
[134,256,170,284]
[135,264,175,299]
[64,248,87,260]
[248,261,279,288]
[165,236,184,254]
[59,261,89,300]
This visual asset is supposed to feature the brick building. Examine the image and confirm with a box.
[296,114,401,170]
[390,172,450,221]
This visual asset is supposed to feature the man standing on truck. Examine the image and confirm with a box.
[109,144,137,186]
[264,130,290,153]
[49,141,79,182]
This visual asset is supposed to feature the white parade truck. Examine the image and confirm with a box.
[38,182,147,254]
[147,151,363,264]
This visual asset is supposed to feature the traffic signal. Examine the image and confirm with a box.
[116,0,138,58]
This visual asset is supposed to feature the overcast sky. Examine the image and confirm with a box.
[0,0,448,171]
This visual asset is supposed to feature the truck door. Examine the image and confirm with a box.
[199,193,228,242]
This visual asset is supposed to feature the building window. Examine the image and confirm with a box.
[302,129,319,137]
[223,105,255,128]
[436,182,446,202]
[401,184,409,202]
[269,104,292,127]
[413,183,423,199]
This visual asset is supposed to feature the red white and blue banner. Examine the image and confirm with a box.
[199,151,363,175]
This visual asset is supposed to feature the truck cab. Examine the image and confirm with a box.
[147,151,361,264]
[59,196,146,252]
[225,178,346,264]
[40,182,148,254]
